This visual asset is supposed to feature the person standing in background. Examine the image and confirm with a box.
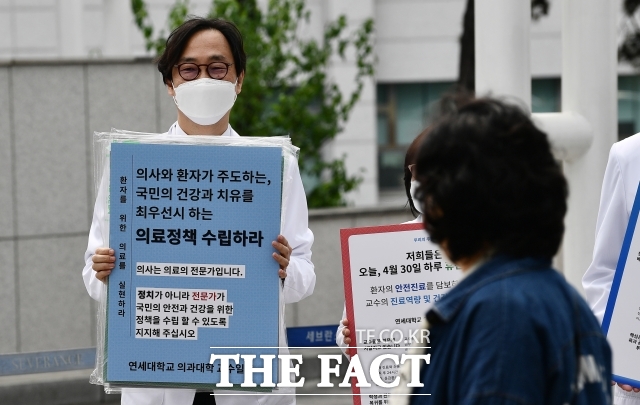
[583,134,640,404]
[337,128,429,353]
[408,98,611,404]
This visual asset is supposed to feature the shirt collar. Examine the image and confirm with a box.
[167,121,237,137]
[427,255,551,324]
[457,256,485,281]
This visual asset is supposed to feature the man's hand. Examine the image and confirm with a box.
[92,247,115,283]
[272,235,292,279]
[614,381,640,392]
[341,318,352,345]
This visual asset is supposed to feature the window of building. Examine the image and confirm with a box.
[531,78,561,113]
[377,76,640,192]
[377,79,562,191]
[619,76,640,140]
[377,82,454,190]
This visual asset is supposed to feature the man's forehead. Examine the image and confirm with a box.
[178,29,234,63]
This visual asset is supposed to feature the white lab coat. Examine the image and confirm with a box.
[83,123,316,405]
[335,215,422,355]
[583,133,640,405]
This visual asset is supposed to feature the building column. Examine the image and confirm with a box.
[561,0,617,292]
[58,0,84,58]
[475,0,531,110]
[103,0,133,58]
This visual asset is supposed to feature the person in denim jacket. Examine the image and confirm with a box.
[407,98,612,405]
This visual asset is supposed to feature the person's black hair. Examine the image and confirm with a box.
[404,129,430,217]
[404,92,473,217]
[414,97,568,262]
[156,17,246,85]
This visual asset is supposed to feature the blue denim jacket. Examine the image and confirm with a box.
[411,256,612,405]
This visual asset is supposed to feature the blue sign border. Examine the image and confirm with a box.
[105,142,283,388]
[601,181,640,387]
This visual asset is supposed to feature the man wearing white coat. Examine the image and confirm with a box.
[82,17,315,405]
[584,133,640,405]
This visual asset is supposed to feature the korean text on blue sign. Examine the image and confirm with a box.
[107,142,282,387]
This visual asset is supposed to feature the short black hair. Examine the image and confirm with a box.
[156,17,246,85]
[414,98,567,262]
[403,91,473,217]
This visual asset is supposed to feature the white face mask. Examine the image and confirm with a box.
[172,78,237,126]
[410,180,423,214]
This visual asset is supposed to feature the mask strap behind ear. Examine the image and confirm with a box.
[233,78,239,101]
[170,81,179,107]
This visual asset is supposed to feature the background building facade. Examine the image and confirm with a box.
[0,0,636,364]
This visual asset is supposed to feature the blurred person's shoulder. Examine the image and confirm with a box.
[464,258,584,318]
[471,260,604,331]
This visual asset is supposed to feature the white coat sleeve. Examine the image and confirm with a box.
[281,157,315,304]
[583,144,626,323]
[584,143,640,404]
[83,173,108,302]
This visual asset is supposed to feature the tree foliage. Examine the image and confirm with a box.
[130,0,375,208]
[131,0,190,54]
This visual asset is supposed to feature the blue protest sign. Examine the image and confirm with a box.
[107,142,282,388]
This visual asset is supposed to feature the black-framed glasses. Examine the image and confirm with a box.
[174,62,234,81]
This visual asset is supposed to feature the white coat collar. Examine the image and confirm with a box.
[167,121,239,137]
